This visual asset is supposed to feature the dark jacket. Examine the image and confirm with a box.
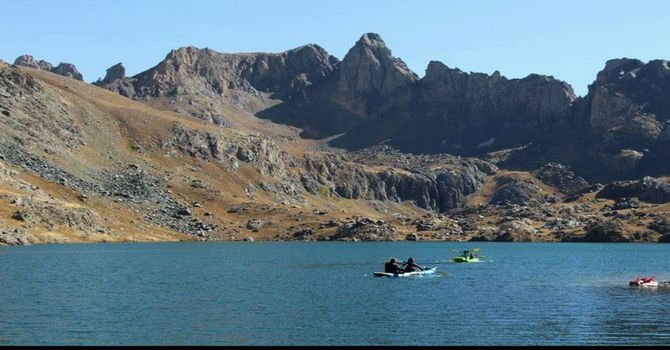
[403,260,423,272]
[385,261,403,273]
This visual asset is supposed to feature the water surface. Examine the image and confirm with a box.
[1,241,668,345]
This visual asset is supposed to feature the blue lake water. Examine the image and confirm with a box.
[0,241,669,346]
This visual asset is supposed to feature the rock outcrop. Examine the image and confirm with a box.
[596,176,670,204]
[506,58,670,182]
[100,62,126,84]
[14,55,83,81]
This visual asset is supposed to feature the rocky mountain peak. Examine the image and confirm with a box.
[424,60,457,76]
[287,43,330,59]
[338,32,419,98]
[283,44,338,76]
[164,46,209,66]
[356,32,387,52]
[590,58,645,93]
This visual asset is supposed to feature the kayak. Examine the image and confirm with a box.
[452,248,482,263]
[373,267,437,277]
[452,256,480,263]
[629,276,670,288]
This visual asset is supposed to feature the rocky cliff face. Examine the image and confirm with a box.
[300,145,496,212]
[585,58,670,177]
[88,32,670,190]
[375,61,576,155]
[501,58,670,182]
[94,45,338,114]
[94,33,581,164]
[3,56,670,246]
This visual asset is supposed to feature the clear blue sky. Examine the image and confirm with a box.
[3,0,669,96]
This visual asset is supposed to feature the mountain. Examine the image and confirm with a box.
[2,33,670,246]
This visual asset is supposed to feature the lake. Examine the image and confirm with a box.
[0,241,668,346]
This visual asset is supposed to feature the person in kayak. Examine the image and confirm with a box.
[462,250,475,259]
[402,257,424,272]
[384,258,404,274]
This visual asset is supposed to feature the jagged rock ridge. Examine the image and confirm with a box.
[3,32,670,246]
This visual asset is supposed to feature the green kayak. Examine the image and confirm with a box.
[452,248,482,263]
[452,256,480,263]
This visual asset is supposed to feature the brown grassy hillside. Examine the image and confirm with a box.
[0,63,668,245]
[0,65,435,244]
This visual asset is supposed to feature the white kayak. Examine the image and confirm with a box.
[373,267,437,277]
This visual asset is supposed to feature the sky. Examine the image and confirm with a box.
[3,0,669,97]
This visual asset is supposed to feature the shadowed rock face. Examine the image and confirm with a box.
[372,61,576,155]
[94,33,576,154]
[502,57,670,182]
[98,44,338,115]
[93,33,670,184]
[586,59,670,178]
[268,33,575,154]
